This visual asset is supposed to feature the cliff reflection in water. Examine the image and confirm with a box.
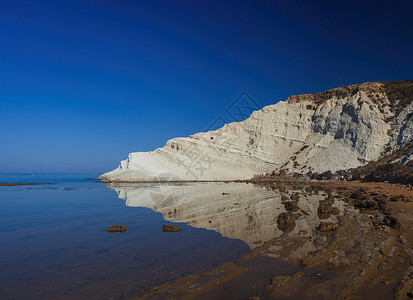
[107,182,413,299]
[107,182,360,251]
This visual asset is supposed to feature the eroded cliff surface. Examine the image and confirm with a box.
[100,80,413,181]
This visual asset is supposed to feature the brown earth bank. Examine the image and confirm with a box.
[134,180,413,300]
[0,182,55,186]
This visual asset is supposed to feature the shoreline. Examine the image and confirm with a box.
[137,179,413,299]
[98,176,314,184]
[99,177,413,190]
[99,179,250,184]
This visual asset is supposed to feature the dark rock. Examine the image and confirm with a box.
[398,234,407,245]
[318,199,340,219]
[371,215,381,226]
[380,208,393,215]
[350,188,367,200]
[285,201,299,212]
[291,193,300,201]
[222,192,230,195]
[355,200,377,209]
[382,216,401,229]
[162,224,182,232]
[277,212,299,231]
[106,225,127,233]
[320,198,334,206]
[375,198,387,209]
[281,193,289,202]
[336,187,348,190]
[318,203,339,215]
[277,212,299,225]
[317,222,338,232]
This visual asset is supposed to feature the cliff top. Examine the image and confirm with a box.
[287,80,413,110]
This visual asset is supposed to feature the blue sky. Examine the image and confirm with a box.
[1,0,412,173]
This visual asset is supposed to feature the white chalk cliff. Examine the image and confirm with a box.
[100,80,413,181]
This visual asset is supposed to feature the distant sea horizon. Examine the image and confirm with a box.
[0,173,102,184]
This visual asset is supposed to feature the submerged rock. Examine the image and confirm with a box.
[266,271,304,298]
[106,225,127,233]
[162,224,182,232]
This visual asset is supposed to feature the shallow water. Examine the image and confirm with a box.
[109,181,355,263]
[110,181,398,300]
[0,174,249,299]
[1,175,379,299]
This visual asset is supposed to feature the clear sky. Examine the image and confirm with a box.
[1,0,412,173]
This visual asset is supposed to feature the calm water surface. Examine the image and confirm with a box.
[0,174,249,299]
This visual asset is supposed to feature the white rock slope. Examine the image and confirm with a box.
[100,81,413,181]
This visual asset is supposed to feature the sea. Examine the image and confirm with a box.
[0,174,249,299]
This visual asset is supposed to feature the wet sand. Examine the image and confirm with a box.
[136,180,413,300]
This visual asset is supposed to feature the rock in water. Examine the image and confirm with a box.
[99,80,413,182]
[162,224,182,232]
[106,225,127,233]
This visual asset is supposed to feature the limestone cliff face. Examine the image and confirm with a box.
[100,80,413,181]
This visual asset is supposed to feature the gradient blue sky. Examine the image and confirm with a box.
[1,0,412,173]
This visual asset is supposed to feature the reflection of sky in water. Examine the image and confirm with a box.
[0,175,249,299]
